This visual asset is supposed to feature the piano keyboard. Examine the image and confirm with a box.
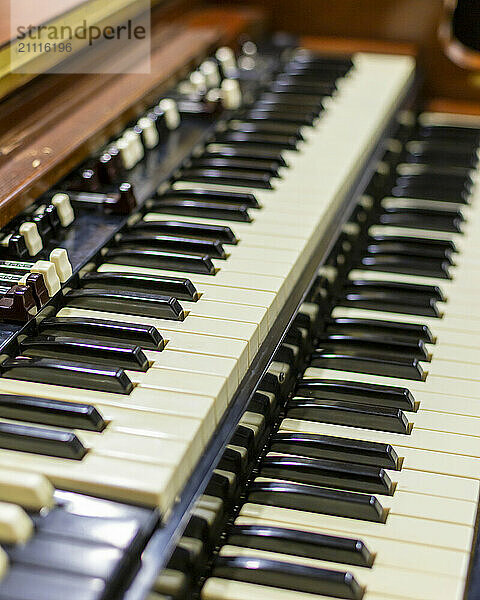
[0,34,478,600]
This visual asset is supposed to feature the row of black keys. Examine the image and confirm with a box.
[0,55,346,392]
[196,122,480,600]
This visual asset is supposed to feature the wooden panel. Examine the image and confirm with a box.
[212,0,480,102]
[0,24,220,227]
[300,36,417,57]
[426,97,480,116]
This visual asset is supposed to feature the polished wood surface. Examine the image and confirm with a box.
[213,0,480,102]
[0,23,219,227]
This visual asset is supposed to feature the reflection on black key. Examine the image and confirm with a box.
[228,119,303,139]
[270,431,400,470]
[160,188,260,208]
[81,271,198,301]
[66,287,187,318]
[379,210,463,233]
[310,347,425,380]
[287,398,411,434]
[214,131,299,151]
[104,248,216,275]
[326,317,435,343]
[117,232,227,259]
[368,234,456,257]
[248,480,386,522]
[296,379,416,411]
[0,563,106,600]
[213,555,363,599]
[190,157,280,177]
[260,455,394,495]
[360,254,451,278]
[19,336,150,372]
[39,317,165,350]
[205,144,288,166]
[131,219,238,244]
[260,91,324,108]
[345,279,445,302]
[365,240,454,262]
[0,356,133,394]
[148,198,252,222]
[316,334,429,359]
[0,421,86,459]
[391,184,470,204]
[227,524,374,566]
[0,394,105,431]
[7,534,124,581]
[176,167,273,189]
[338,290,440,318]
[245,108,315,125]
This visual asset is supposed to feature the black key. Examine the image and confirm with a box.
[259,92,324,109]
[176,167,273,189]
[368,234,456,256]
[286,398,411,434]
[6,535,124,581]
[66,287,186,318]
[345,279,445,301]
[270,81,336,96]
[338,289,441,318]
[204,144,288,166]
[116,232,227,258]
[104,248,216,275]
[232,424,255,456]
[19,336,149,372]
[365,240,454,262]
[214,131,299,151]
[37,489,154,549]
[190,157,280,177]
[38,317,165,350]
[212,555,363,599]
[244,108,316,125]
[0,421,86,459]
[359,254,452,278]
[396,172,473,191]
[418,125,480,143]
[270,431,400,470]
[159,188,260,208]
[248,391,273,422]
[131,219,238,244]
[326,317,434,343]
[81,271,198,301]
[310,346,425,380]
[219,446,247,474]
[205,471,231,500]
[248,480,385,522]
[147,198,251,222]
[0,394,105,431]
[0,357,133,394]
[227,524,373,567]
[391,184,470,204]
[405,142,478,168]
[296,379,416,411]
[260,455,394,495]
[228,119,304,138]
[0,564,106,600]
[379,208,464,232]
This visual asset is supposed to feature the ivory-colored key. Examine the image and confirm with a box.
[0,502,34,544]
[0,467,54,510]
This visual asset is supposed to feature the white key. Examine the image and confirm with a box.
[0,467,54,510]
[0,502,33,544]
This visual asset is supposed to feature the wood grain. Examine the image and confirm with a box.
[0,24,220,227]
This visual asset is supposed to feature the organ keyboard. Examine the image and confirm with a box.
[0,15,479,600]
